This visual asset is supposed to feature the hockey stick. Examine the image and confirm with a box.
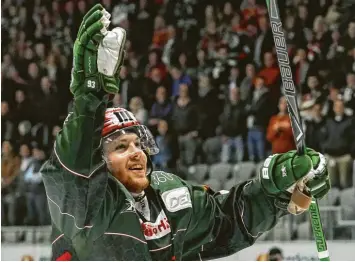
[265,0,330,260]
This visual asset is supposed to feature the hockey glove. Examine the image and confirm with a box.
[70,4,126,97]
[259,148,330,214]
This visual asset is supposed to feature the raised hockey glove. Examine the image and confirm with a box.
[259,148,330,214]
[70,4,126,97]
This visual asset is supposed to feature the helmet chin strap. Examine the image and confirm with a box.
[145,150,153,177]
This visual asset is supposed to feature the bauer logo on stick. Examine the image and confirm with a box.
[268,0,304,149]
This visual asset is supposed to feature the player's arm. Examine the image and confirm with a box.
[182,149,330,260]
[41,5,126,239]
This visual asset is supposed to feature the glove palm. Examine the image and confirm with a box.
[70,4,126,97]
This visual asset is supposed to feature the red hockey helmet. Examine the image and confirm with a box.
[102,107,159,155]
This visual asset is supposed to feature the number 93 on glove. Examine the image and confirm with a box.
[70,4,126,97]
[259,148,330,214]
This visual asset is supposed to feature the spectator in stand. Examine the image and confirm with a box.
[1,53,17,83]
[44,53,60,82]
[172,83,199,166]
[305,102,326,153]
[23,146,49,226]
[220,87,247,163]
[258,52,281,102]
[268,247,284,261]
[17,143,33,225]
[118,65,134,108]
[36,76,60,128]
[322,99,355,188]
[199,20,221,57]
[220,2,234,28]
[195,48,212,78]
[240,0,266,23]
[303,74,328,103]
[319,84,341,118]
[196,74,222,140]
[170,65,192,98]
[342,72,355,114]
[240,63,256,102]
[177,52,189,73]
[324,0,341,27]
[129,0,153,55]
[16,121,33,146]
[153,119,177,172]
[211,44,232,86]
[311,16,332,58]
[144,67,166,109]
[128,96,148,125]
[152,15,169,49]
[267,96,296,154]
[296,4,313,35]
[293,48,311,88]
[253,15,274,68]
[148,86,173,131]
[246,76,272,162]
[345,47,355,73]
[339,21,355,56]
[25,63,42,102]
[284,15,308,55]
[225,65,241,100]
[1,140,21,226]
[326,30,342,77]
[13,89,33,126]
[161,25,177,67]
[144,49,167,79]
[1,101,14,142]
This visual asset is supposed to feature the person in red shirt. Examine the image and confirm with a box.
[257,52,281,102]
[266,96,296,154]
[152,15,170,48]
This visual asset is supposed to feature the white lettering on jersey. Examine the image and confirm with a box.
[161,187,192,212]
[281,165,287,177]
[140,210,171,240]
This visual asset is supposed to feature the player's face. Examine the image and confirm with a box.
[107,133,149,193]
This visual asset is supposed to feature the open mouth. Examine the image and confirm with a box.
[128,164,144,171]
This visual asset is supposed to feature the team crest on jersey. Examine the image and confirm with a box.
[120,199,135,214]
[161,187,192,212]
[140,210,171,240]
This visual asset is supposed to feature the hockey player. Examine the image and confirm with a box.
[41,5,330,261]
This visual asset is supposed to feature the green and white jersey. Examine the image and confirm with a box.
[41,92,288,261]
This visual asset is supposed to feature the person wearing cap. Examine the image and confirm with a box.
[41,5,331,261]
[268,247,284,261]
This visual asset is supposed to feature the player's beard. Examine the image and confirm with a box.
[109,163,150,193]
[123,174,150,193]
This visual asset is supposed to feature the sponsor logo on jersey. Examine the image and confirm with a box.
[140,210,171,240]
[161,187,192,212]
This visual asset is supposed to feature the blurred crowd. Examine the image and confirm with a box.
[2,0,355,228]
